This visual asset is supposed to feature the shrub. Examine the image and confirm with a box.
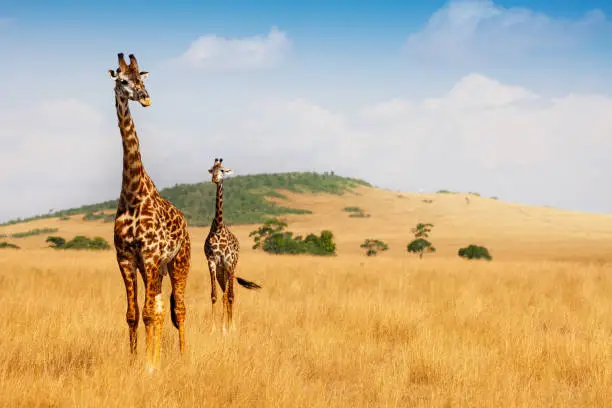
[0,241,20,249]
[11,228,58,238]
[407,238,436,259]
[360,239,389,256]
[343,206,363,213]
[250,219,336,256]
[458,245,492,261]
[46,236,66,248]
[46,235,111,250]
[83,212,115,223]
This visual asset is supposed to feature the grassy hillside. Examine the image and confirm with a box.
[1,172,370,227]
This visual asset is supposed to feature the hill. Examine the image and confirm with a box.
[4,181,612,262]
[1,172,370,227]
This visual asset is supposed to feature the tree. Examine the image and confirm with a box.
[407,238,436,259]
[360,239,389,256]
[249,218,288,250]
[458,245,492,261]
[411,223,433,239]
[407,223,436,259]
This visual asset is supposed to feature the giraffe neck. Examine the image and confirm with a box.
[212,181,224,229]
[115,92,145,204]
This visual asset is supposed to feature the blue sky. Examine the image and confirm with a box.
[1,0,612,221]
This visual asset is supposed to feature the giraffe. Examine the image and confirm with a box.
[108,53,191,372]
[204,158,261,334]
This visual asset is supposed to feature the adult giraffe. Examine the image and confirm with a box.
[108,53,191,372]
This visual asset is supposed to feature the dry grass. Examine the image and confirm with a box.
[2,186,612,407]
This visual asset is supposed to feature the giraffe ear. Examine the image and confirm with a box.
[139,71,150,80]
[223,169,233,175]
[108,70,118,79]
[208,169,213,174]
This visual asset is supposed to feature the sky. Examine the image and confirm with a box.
[1,0,612,222]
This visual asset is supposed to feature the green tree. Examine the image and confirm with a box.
[407,238,436,259]
[407,223,436,259]
[249,218,288,249]
[360,239,389,256]
[411,223,434,239]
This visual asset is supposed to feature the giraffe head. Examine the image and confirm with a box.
[108,53,151,107]
[208,158,233,184]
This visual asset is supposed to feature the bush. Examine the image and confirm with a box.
[83,212,115,223]
[250,219,336,256]
[0,241,20,249]
[360,239,389,256]
[46,235,111,250]
[11,228,58,238]
[458,245,492,261]
[343,206,371,218]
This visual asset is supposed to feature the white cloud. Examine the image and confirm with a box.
[3,73,612,221]
[175,26,291,70]
[217,73,612,209]
[0,99,119,221]
[405,0,607,64]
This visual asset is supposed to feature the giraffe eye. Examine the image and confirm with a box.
[120,80,129,85]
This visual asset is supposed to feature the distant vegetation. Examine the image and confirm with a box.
[249,218,336,256]
[343,206,371,218]
[407,223,436,259]
[46,235,111,250]
[436,190,483,197]
[2,172,370,227]
[360,239,389,256]
[8,228,59,238]
[458,245,492,261]
[0,241,20,249]
[83,211,115,223]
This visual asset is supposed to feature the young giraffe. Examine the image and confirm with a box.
[204,158,261,334]
[108,53,191,372]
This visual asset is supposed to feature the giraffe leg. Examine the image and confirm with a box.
[217,265,229,336]
[227,269,236,333]
[117,254,139,355]
[207,259,218,333]
[221,269,230,336]
[142,260,163,373]
[168,236,190,354]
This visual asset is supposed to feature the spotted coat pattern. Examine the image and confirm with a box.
[110,53,191,371]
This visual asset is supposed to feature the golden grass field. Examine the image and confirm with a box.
[2,186,612,407]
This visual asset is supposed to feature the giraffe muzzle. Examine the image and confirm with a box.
[139,98,151,107]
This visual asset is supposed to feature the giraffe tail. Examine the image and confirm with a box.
[236,276,262,290]
[170,293,179,329]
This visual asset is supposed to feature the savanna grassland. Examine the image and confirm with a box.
[2,185,612,407]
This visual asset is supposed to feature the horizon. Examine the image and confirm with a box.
[2,0,612,222]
